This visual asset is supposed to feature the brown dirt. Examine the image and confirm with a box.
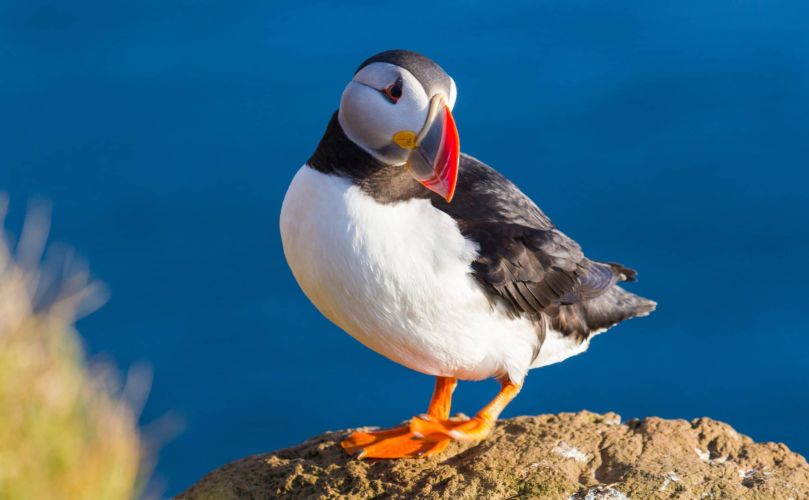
[178,411,809,499]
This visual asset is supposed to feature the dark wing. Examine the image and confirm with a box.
[431,154,654,340]
[466,222,630,315]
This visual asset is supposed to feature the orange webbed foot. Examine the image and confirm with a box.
[341,377,520,459]
[409,414,493,443]
[341,424,450,459]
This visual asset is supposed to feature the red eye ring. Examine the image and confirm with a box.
[383,78,403,103]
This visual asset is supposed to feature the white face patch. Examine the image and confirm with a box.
[338,62,431,164]
[447,76,457,110]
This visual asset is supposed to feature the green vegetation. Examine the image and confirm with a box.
[0,205,141,500]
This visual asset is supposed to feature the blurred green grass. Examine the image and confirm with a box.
[0,202,141,500]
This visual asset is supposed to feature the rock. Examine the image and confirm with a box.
[178,411,809,499]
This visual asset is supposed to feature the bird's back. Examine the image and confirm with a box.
[427,153,656,347]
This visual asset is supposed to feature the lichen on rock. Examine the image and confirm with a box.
[179,411,809,499]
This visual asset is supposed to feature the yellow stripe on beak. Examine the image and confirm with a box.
[392,130,418,149]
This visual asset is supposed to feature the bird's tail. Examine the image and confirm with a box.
[601,261,639,282]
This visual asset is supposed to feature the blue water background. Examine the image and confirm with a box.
[2,1,808,495]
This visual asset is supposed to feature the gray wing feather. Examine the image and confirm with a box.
[432,154,654,340]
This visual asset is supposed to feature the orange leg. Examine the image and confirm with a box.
[409,380,521,442]
[446,380,520,441]
[425,376,456,420]
[341,377,457,459]
[341,378,522,459]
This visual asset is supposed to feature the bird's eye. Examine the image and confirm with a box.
[383,78,403,103]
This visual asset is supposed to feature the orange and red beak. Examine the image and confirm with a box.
[394,97,460,203]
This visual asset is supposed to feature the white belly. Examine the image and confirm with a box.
[279,165,590,383]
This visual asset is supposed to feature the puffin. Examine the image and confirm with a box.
[280,50,655,459]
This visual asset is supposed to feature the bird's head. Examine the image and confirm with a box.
[338,50,460,202]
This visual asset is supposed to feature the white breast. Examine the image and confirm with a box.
[279,165,591,383]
